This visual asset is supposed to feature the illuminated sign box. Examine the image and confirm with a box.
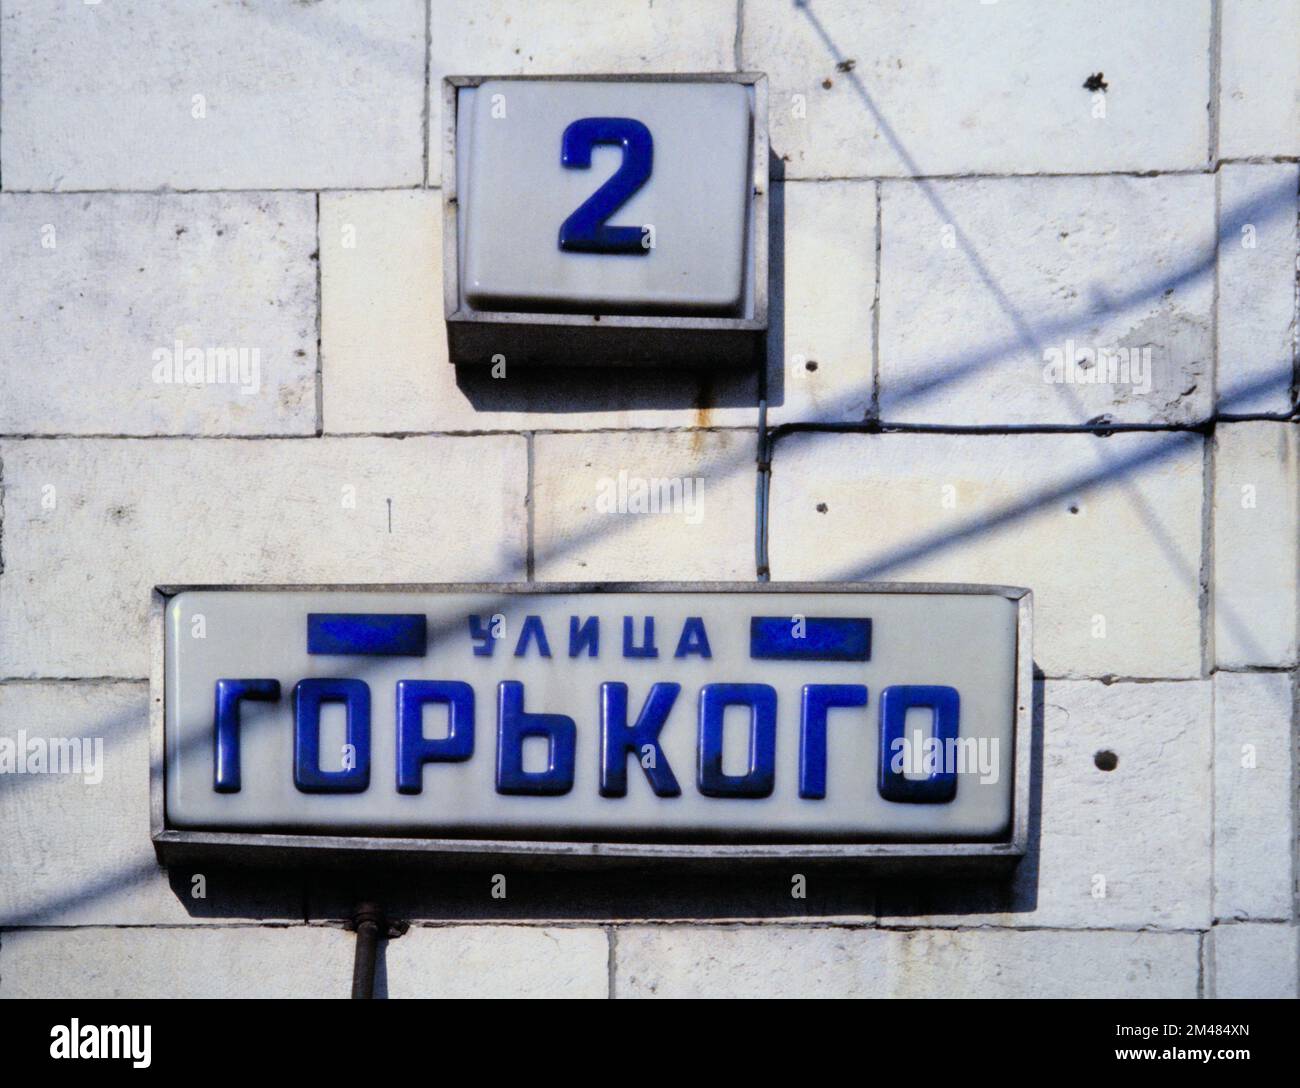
[442,74,769,368]
[150,583,1032,873]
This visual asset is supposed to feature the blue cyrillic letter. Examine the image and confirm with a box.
[569,615,600,657]
[213,678,280,793]
[673,617,712,659]
[878,685,960,803]
[396,680,474,794]
[294,678,371,794]
[514,615,552,658]
[697,683,777,798]
[495,681,575,796]
[622,616,658,658]
[599,682,681,797]
[467,615,497,657]
[798,684,868,799]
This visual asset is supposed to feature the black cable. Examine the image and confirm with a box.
[350,901,398,1000]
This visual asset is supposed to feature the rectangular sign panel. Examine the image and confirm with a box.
[442,74,768,368]
[157,585,1029,862]
[460,79,752,315]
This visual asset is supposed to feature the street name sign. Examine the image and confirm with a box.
[151,584,1030,870]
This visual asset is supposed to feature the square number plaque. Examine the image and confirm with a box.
[443,74,768,368]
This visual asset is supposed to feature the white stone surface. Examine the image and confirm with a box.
[1213,423,1299,668]
[305,870,876,926]
[768,431,1205,679]
[382,926,609,998]
[1217,164,1299,415]
[321,191,444,433]
[532,430,757,580]
[427,0,737,185]
[0,193,317,436]
[879,176,1216,425]
[614,925,1199,998]
[878,680,1213,931]
[1214,672,1295,921]
[0,436,527,677]
[0,0,426,190]
[0,926,354,999]
[322,182,872,432]
[767,181,876,425]
[0,682,302,926]
[1209,923,1300,999]
[1219,0,1300,158]
[743,0,1211,178]
[320,189,759,432]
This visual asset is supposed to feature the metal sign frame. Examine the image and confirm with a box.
[150,582,1032,874]
[441,73,770,368]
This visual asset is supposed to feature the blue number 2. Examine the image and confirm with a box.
[558,117,653,255]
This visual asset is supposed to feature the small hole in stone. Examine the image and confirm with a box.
[815,502,828,514]
[805,360,819,372]
[1068,504,1079,514]
[1094,750,1118,772]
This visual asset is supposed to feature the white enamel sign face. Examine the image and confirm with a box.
[458,80,753,315]
[163,588,1021,845]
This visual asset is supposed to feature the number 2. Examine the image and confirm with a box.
[558,117,653,255]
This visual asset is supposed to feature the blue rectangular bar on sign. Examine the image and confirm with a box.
[307,613,428,657]
[749,616,872,661]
